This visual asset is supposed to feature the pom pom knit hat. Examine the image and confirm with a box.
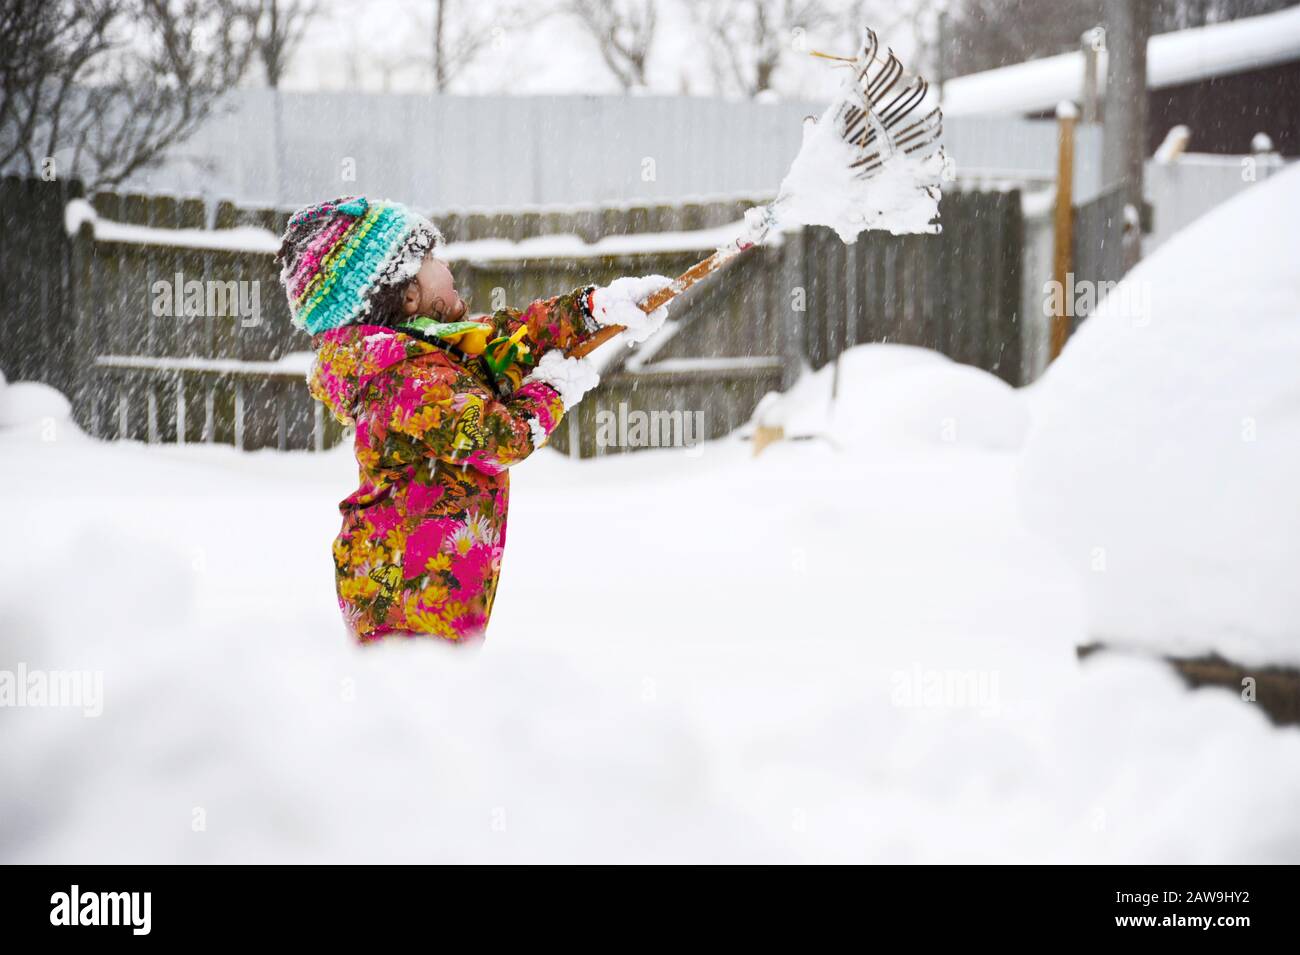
[276,196,443,335]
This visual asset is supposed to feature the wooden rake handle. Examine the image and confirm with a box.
[565,235,760,360]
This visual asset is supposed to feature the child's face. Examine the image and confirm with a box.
[403,254,467,321]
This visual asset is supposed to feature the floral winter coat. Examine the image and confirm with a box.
[307,287,601,644]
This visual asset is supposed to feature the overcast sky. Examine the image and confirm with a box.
[274,0,922,98]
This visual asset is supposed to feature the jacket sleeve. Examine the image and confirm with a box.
[360,353,568,476]
[478,285,602,397]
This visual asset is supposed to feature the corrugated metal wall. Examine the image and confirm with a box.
[123,90,1105,208]
[1145,152,1290,250]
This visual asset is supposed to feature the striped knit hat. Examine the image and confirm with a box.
[276,196,443,335]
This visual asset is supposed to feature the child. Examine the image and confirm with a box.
[276,196,671,645]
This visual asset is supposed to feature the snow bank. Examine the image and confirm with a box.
[1019,163,1300,666]
[850,362,1028,451]
[757,344,1029,452]
[2,386,1299,863]
[0,381,75,432]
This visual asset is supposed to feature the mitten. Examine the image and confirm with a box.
[587,275,675,345]
[521,349,601,411]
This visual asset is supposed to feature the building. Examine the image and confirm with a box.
[942,6,1300,156]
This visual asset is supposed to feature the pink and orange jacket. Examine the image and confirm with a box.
[307,287,601,644]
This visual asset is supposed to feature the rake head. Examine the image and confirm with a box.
[835,28,944,179]
[766,27,946,242]
[572,31,945,356]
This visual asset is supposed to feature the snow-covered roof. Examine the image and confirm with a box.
[943,6,1300,117]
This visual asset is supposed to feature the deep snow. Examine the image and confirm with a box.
[2,341,1298,863]
[1020,163,1300,667]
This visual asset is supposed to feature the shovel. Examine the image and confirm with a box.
[566,27,946,361]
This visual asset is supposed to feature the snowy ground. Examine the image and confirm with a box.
[4,164,1300,865]
[2,341,1299,864]
[1021,162,1300,666]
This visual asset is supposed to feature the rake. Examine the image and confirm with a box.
[566,27,945,361]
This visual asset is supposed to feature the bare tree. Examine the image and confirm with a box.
[691,0,842,97]
[0,0,261,190]
[411,0,532,93]
[254,0,320,88]
[849,0,950,79]
[568,0,657,91]
[0,1,115,175]
[248,0,321,204]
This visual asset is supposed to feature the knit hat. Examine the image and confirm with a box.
[276,196,443,335]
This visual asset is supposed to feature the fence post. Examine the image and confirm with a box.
[1001,190,1025,386]
[1081,28,1103,124]
[776,228,807,391]
[1050,102,1077,363]
[176,376,186,445]
[234,378,245,450]
[69,215,99,436]
[1103,0,1151,271]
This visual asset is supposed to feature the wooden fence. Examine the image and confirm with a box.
[798,189,1025,383]
[0,176,1122,457]
[1072,184,1129,311]
[0,177,83,398]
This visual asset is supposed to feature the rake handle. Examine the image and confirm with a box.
[565,241,756,360]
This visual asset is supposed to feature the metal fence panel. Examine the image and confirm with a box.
[116,91,1105,210]
[1145,152,1290,249]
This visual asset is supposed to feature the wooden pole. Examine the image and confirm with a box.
[1081,28,1101,124]
[564,217,769,359]
[1050,102,1077,363]
[1103,0,1150,271]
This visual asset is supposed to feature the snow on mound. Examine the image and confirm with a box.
[1019,163,1300,666]
[756,344,1029,452]
[755,343,946,435]
[0,381,74,431]
[849,362,1029,452]
[831,341,951,383]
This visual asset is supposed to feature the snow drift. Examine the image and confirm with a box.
[0,381,75,432]
[3,249,1299,862]
[1019,163,1300,666]
[756,344,1030,452]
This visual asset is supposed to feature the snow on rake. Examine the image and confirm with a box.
[566,27,946,361]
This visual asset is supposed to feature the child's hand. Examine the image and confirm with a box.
[522,349,600,411]
[589,275,675,344]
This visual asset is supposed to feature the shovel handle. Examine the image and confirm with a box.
[565,238,758,360]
